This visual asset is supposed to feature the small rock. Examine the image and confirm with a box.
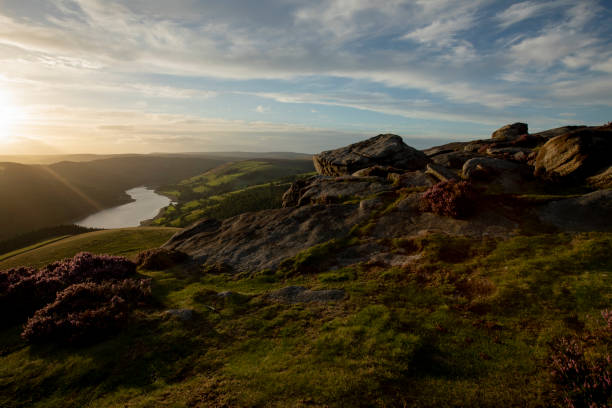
[491,123,528,140]
[269,286,345,303]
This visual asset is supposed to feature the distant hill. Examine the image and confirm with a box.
[153,159,315,227]
[0,156,228,240]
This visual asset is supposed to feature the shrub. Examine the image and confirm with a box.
[0,253,136,327]
[22,279,151,344]
[136,248,188,270]
[419,180,476,218]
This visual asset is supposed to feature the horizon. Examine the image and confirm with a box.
[0,0,611,154]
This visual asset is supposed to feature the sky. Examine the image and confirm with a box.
[0,0,611,154]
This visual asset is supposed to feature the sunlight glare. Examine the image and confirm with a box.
[0,89,21,143]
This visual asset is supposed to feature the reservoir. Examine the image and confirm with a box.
[76,187,172,229]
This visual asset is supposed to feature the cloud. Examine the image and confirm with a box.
[255,105,270,113]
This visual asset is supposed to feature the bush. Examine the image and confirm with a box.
[22,279,151,344]
[549,311,612,408]
[136,248,188,270]
[419,180,476,218]
[0,253,136,327]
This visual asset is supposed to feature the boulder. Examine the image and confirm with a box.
[531,126,586,140]
[491,123,528,140]
[431,151,477,169]
[313,134,429,176]
[422,142,467,157]
[538,190,612,232]
[462,157,532,194]
[425,163,459,182]
[268,286,345,303]
[533,128,612,180]
[387,171,434,188]
[351,165,404,178]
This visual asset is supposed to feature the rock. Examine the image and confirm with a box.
[462,157,525,180]
[387,171,434,188]
[431,151,477,169]
[587,166,612,189]
[491,123,528,140]
[268,286,345,303]
[163,204,369,272]
[313,134,429,176]
[282,176,389,208]
[531,126,586,140]
[426,163,458,182]
[351,165,403,177]
[462,157,532,194]
[539,190,612,232]
[165,309,194,321]
[422,142,468,157]
[534,128,612,180]
[486,147,532,158]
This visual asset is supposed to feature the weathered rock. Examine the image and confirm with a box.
[531,126,586,140]
[486,147,532,158]
[587,166,612,189]
[462,157,533,194]
[313,134,429,176]
[351,165,403,177]
[491,123,528,140]
[164,204,368,272]
[269,286,345,303]
[282,176,390,208]
[538,190,612,232]
[136,248,188,270]
[462,157,525,180]
[431,151,477,169]
[387,171,434,188]
[423,142,467,157]
[534,129,612,180]
[426,163,459,182]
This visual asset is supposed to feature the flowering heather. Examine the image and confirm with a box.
[420,180,476,218]
[549,311,612,408]
[22,279,151,344]
[0,252,136,327]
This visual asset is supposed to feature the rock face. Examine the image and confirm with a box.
[491,123,528,140]
[587,166,612,189]
[313,134,429,176]
[534,129,612,180]
[539,190,612,232]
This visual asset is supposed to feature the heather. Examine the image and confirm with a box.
[419,179,476,218]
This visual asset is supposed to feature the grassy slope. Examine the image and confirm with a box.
[0,227,178,269]
[1,231,611,407]
[153,159,315,227]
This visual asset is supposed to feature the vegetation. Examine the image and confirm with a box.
[153,159,314,227]
[0,225,98,256]
[420,180,476,218]
[0,227,178,270]
[1,232,611,406]
[0,156,227,240]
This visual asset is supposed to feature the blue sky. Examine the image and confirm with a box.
[0,0,611,154]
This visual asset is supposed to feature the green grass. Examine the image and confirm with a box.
[153,159,314,227]
[0,227,178,269]
[1,232,611,406]
[0,235,71,262]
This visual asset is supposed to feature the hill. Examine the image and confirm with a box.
[0,227,178,270]
[0,156,228,240]
[2,123,612,407]
[153,159,315,227]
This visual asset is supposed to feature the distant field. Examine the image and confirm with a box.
[0,227,179,270]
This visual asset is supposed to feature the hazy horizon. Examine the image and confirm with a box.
[1,0,611,154]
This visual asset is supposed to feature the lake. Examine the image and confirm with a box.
[76,187,172,229]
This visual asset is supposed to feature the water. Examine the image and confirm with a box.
[76,187,172,229]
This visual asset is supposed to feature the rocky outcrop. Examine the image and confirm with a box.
[282,175,390,208]
[531,126,586,140]
[539,190,612,232]
[313,134,429,176]
[462,157,533,194]
[534,128,612,180]
[426,163,458,182]
[491,123,528,140]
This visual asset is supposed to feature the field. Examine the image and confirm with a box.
[0,227,178,270]
[1,231,611,406]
